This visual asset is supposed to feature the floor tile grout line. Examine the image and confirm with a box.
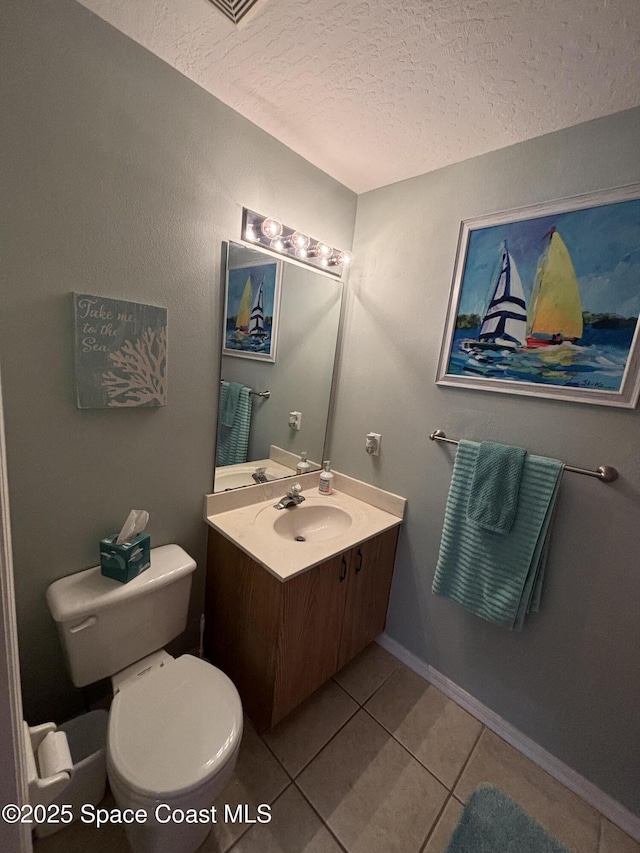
[357,661,485,792]
[292,779,350,853]
[225,783,295,852]
[333,655,404,708]
[257,726,297,782]
[259,697,361,782]
[257,652,403,782]
[358,702,460,793]
[219,809,254,853]
[417,726,486,853]
[448,724,485,798]
[596,814,603,853]
[419,792,455,853]
[290,701,361,780]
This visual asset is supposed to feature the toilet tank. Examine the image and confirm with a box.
[46,545,197,687]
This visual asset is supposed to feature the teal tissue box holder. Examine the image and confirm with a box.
[100,532,151,583]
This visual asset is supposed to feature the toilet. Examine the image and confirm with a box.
[46,544,243,853]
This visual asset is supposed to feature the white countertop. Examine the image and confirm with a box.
[204,471,406,582]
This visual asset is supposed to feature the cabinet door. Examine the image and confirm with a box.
[338,527,400,669]
[205,528,282,732]
[272,551,349,726]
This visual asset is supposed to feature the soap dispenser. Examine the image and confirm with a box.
[296,451,310,475]
[318,460,334,495]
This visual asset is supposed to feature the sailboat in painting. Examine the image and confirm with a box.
[235,276,253,336]
[460,240,527,354]
[526,227,583,347]
[249,280,268,340]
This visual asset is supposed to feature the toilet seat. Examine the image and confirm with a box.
[107,654,242,799]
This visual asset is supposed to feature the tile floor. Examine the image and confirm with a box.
[34,642,640,853]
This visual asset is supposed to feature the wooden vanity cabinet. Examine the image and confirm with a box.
[204,524,400,731]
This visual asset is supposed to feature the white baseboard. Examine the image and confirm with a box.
[377,633,640,843]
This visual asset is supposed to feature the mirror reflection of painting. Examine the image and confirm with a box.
[440,189,640,406]
[214,242,343,492]
[223,260,281,362]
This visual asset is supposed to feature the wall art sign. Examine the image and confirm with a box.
[436,184,640,407]
[222,258,281,362]
[73,293,167,408]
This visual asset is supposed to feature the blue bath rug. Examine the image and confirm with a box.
[446,784,571,853]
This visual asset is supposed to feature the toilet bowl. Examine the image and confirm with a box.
[46,545,243,853]
[107,653,242,853]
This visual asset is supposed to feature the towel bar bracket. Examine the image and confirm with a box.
[429,430,618,483]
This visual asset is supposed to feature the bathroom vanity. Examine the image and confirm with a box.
[203,473,405,731]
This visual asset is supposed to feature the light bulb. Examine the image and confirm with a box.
[261,217,283,239]
[291,231,310,251]
[295,248,308,259]
[271,237,285,252]
[335,250,354,267]
[313,241,333,259]
[245,225,258,241]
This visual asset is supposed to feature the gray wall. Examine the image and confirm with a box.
[329,107,640,816]
[0,0,356,724]
[3,0,639,822]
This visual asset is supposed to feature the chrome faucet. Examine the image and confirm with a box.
[274,483,305,509]
[252,467,268,484]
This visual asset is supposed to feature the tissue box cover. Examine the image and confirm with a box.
[100,533,151,583]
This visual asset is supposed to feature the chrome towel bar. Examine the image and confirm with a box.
[220,380,270,399]
[429,430,618,483]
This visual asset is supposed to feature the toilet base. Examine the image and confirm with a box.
[118,808,211,853]
[108,740,240,853]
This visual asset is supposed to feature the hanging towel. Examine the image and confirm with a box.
[432,440,563,630]
[467,441,527,533]
[216,381,253,466]
[221,381,243,428]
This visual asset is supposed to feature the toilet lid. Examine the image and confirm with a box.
[108,655,243,798]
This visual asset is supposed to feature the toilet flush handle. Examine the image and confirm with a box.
[69,615,97,634]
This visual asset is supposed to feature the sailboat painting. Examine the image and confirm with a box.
[223,259,281,362]
[437,185,640,407]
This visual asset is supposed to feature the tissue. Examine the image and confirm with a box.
[115,509,149,545]
[100,510,151,583]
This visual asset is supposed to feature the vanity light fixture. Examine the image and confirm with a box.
[242,208,354,277]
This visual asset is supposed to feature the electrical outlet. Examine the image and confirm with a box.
[366,432,381,456]
[288,411,302,430]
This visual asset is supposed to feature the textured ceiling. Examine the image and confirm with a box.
[76,0,640,193]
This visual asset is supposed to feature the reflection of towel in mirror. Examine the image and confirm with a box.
[221,381,243,427]
[216,382,252,466]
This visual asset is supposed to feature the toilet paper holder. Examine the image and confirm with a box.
[23,721,74,807]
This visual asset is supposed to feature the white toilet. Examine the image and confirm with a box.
[46,544,243,853]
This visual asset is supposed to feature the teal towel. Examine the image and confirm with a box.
[446,784,570,853]
[432,440,563,630]
[221,381,243,428]
[216,382,252,466]
[467,441,526,533]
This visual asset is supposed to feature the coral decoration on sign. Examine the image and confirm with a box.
[102,327,167,407]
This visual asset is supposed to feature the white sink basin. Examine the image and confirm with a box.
[271,503,353,542]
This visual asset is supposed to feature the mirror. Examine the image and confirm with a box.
[213,241,343,492]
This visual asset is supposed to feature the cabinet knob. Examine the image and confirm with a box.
[339,556,347,582]
[355,549,363,574]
